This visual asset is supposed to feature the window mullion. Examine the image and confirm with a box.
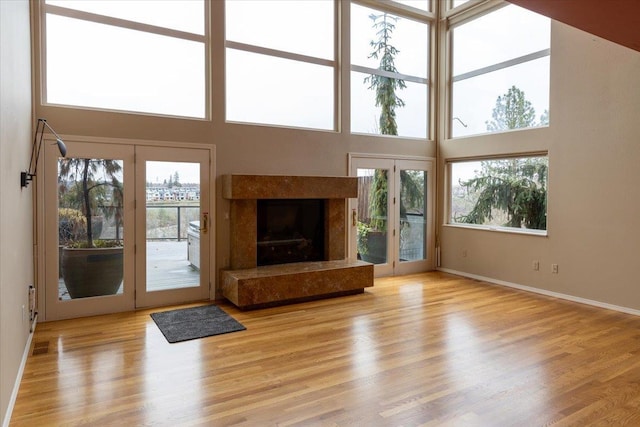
[224,41,335,68]
[452,48,550,83]
[45,4,205,43]
[350,64,428,85]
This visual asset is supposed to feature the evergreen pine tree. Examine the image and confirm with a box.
[457,87,548,229]
[364,13,422,232]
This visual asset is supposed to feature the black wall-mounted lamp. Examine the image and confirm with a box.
[21,118,67,188]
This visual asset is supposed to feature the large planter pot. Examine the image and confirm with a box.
[61,247,123,298]
[359,231,387,264]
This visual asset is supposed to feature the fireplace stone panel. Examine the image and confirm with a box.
[230,199,256,269]
[221,174,373,309]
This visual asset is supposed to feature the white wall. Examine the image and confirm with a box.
[0,0,34,423]
[439,21,640,311]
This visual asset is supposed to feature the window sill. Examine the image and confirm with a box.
[443,223,548,237]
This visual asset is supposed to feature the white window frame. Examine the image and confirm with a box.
[446,3,550,139]
[350,0,435,140]
[224,1,338,131]
[40,1,210,119]
[446,153,549,236]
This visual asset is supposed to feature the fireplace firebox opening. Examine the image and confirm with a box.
[257,199,325,266]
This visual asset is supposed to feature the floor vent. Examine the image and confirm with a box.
[32,341,49,355]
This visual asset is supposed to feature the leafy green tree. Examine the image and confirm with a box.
[365,12,406,136]
[363,12,422,232]
[540,109,549,126]
[58,158,123,246]
[456,158,547,229]
[485,85,536,132]
[457,86,548,230]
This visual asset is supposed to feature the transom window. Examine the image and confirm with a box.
[224,0,335,130]
[43,0,207,119]
[450,5,550,138]
[350,3,430,139]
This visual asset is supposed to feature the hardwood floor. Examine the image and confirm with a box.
[11,272,640,426]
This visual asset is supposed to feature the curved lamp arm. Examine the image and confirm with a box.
[21,118,67,188]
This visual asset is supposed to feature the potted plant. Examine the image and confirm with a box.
[58,157,124,299]
[58,208,86,278]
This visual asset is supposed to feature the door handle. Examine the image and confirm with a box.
[200,212,208,234]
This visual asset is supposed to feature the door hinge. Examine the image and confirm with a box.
[393,229,396,237]
[393,197,396,204]
[394,165,396,172]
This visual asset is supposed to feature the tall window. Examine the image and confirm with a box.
[43,1,207,118]
[450,5,550,138]
[225,0,335,130]
[449,155,548,232]
[350,3,430,139]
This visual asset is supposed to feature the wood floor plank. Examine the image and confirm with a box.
[10,272,640,426]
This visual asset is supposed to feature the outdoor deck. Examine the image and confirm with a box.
[59,241,200,300]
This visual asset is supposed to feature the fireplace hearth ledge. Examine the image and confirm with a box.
[221,259,373,310]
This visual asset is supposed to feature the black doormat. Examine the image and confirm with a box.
[150,305,246,343]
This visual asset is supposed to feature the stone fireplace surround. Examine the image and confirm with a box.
[221,174,373,309]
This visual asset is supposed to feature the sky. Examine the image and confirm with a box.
[146,161,200,185]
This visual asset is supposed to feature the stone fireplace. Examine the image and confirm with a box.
[221,174,373,309]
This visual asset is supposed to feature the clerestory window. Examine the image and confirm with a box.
[42,0,207,119]
[224,0,336,130]
[450,4,550,138]
[350,2,431,139]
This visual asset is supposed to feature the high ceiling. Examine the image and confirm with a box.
[508,0,640,53]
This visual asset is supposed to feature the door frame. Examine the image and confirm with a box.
[41,139,135,320]
[37,135,216,321]
[348,153,436,277]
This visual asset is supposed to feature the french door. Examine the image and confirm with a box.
[134,146,210,308]
[42,140,211,320]
[350,156,435,277]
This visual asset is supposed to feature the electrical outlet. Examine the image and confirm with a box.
[552,263,559,274]
[533,260,539,271]
[462,250,467,258]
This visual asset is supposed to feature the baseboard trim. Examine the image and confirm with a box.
[2,316,36,427]
[437,268,640,317]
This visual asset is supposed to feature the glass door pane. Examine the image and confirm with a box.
[58,157,125,299]
[399,169,427,263]
[395,159,434,275]
[135,146,210,308]
[356,168,388,265]
[145,161,200,292]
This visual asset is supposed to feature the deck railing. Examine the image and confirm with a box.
[145,204,200,241]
